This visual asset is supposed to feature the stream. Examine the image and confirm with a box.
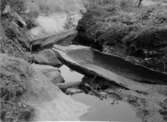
[59,65,141,122]
[56,47,167,122]
[27,0,167,121]
[73,93,141,121]
[58,60,167,122]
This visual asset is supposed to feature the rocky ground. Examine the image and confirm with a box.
[0,0,87,121]
[1,0,167,122]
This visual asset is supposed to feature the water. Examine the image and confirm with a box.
[30,13,68,39]
[59,65,141,122]
[26,0,85,39]
[72,93,141,122]
[59,65,84,83]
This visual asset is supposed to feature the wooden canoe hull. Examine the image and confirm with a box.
[53,45,167,91]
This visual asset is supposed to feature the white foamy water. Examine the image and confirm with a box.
[30,13,67,38]
[26,0,86,39]
[30,12,83,39]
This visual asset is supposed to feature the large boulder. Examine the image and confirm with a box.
[32,49,62,67]
[0,54,88,121]
[31,64,64,85]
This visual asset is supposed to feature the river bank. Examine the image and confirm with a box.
[75,0,167,73]
[1,0,167,122]
[0,0,88,121]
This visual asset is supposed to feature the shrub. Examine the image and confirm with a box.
[1,0,25,14]
[76,0,167,72]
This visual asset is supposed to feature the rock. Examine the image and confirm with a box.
[0,54,32,99]
[32,49,62,67]
[0,54,35,122]
[26,60,89,121]
[31,30,77,51]
[0,53,88,121]
[31,64,64,85]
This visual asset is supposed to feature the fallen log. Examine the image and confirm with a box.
[53,45,167,92]
[31,30,77,51]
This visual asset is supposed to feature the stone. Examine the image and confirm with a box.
[31,64,64,85]
[32,49,62,67]
[0,53,88,121]
[0,54,34,122]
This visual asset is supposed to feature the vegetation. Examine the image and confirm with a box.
[0,1,34,121]
[1,0,167,121]
[75,0,167,72]
[0,0,32,60]
[1,0,25,14]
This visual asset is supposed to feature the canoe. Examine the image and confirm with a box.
[53,45,167,91]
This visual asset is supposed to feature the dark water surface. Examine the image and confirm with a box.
[72,93,141,122]
[59,65,141,121]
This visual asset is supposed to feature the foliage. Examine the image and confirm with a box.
[1,0,25,14]
[76,0,167,72]
[0,55,34,122]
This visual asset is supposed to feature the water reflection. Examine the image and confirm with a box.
[59,65,141,122]
[72,93,141,122]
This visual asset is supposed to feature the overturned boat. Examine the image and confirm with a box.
[53,45,167,91]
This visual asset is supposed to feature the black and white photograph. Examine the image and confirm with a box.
[0,0,167,122]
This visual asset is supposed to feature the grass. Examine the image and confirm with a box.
[0,1,34,121]
[1,0,25,14]
[76,0,167,72]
